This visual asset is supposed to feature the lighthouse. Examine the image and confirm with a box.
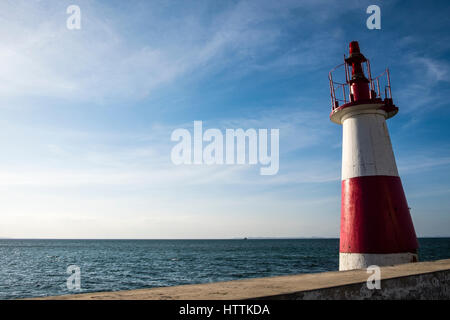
[329,41,419,271]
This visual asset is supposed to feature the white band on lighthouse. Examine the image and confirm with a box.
[339,253,418,271]
[342,109,399,180]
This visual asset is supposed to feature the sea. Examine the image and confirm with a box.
[0,238,449,300]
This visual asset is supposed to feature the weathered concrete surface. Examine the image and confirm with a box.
[31,259,450,300]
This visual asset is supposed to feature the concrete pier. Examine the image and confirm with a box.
[32,259,450,300]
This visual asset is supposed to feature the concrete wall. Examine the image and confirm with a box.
[260,268,449,300]
[33,258,450,300]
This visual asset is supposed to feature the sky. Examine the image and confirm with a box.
[0,0,449,239]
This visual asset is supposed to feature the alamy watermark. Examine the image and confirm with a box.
[66,265,81,291]
[66,5,81,30]
[366,5,381,30]
[366,265,381,290]
[171,121,279,175]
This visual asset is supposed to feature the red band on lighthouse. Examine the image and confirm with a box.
[329,42,419,270]
[341,175,418,254]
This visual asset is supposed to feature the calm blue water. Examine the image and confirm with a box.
[0,238,449,299]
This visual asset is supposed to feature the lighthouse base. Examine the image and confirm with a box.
[339,252,418,271]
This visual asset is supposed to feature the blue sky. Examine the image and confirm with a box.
[0,0,449,238]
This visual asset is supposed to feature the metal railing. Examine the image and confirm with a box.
[371,68,392,101]
[329,58,392,111]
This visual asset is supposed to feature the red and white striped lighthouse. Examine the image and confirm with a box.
[329,41,419,271]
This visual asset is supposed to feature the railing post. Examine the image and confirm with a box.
[377,78,381,98]
[329,73,336,110]
[344,57,349,84]
[386,68,392,99]
[342,85,346,103]
[329,80,334,110]
[367,60,373,92]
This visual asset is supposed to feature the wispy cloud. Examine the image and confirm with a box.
[412,57,450,82]
[0,105,336,189]
[398,155,450,173]
[0,0,357,104]
[395,53,450,124]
